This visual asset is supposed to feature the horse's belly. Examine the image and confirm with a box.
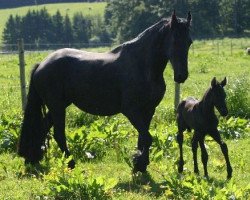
[72,93,121,116]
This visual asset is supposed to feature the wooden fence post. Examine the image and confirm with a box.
[174,82,180,112]
[18,39,27,112]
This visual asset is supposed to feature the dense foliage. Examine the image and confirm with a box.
[2,8,111,48]
[105,0,250,42]
[0,0,104,9]
[2,1,250,46]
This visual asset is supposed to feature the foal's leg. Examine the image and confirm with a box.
[211,130,232,179]
[50,108,75,169]
[192,132,200,174]
[125,109,154,173]
[199,136,209,178]
[177,130,184,173]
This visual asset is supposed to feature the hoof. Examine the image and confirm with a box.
[194,169,199,175]
[178,165,183,173]
[227,166,233,179]
[178,160,184,173]
[25,159,39,166]
[132,152,149,173]
[68,159,76,169]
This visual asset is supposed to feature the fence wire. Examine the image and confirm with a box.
[1,39,249,91]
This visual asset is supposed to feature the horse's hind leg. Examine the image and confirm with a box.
[199,136,209,178]
[42,111,53,136]
[192,132,200,174]
[211,130,232,179]
[50,107,75,169]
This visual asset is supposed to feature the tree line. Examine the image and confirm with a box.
[0,0,104,9]
[104,0,250,42]
[2,8,111,48]
[2,0,250,48]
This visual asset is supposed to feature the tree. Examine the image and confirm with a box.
[52,10,64,43]
[37,7,53,43]
[63,14,74,44]
[72,12,91,43]
[2,15,17,44]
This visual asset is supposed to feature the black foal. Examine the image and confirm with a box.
[176,77,232,179]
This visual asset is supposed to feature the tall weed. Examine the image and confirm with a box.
[226,76,250,118]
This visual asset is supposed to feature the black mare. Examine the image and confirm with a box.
[18,11,192,172]
[176,77,232,179]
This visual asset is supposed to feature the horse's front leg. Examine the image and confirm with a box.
[125,109,154,173]
[211,130,232,179]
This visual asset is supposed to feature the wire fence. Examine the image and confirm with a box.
[0,42,113,54]
[1,38,249,110]
[0,38,250,54]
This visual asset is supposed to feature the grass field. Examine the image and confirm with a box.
[0,2,106,43]
[0,38,250,199]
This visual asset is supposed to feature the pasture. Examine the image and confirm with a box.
[0,2,106,43]
[0,38,250,199]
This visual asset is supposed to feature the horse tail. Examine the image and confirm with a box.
[18,63,45,164]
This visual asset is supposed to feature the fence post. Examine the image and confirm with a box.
[174,82,180,112]
[230,40,233,56]
[18,39,27,112]
[217,41,219,55]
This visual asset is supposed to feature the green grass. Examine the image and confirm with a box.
[0,2,106,43]
[0,38,250,199]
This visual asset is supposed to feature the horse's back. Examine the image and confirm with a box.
[177,97,198,112]
[32,48,123,115]
[177,97,199,132]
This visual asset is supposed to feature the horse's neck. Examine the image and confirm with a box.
[121,25,170,80]
[200,90,216,119]
[135,34,169,79]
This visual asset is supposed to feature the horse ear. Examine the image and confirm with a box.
[221,77,227,87]
[171,10,178,29]
[211,77,217,88]
[187,11,192,26]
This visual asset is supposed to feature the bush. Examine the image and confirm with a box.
[226,76,250,118]
[67,117,131,161]
[44,156,117,199]
[0,114,21,153]
[218,117,250,139]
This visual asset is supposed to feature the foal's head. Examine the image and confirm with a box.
[210,77,228,116]
[164,11,192,83]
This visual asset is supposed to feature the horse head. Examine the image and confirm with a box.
[165,11,192,83]
[211,77,228,116]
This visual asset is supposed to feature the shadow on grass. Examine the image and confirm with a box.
[115,171,165,197]
[17,159,52,179]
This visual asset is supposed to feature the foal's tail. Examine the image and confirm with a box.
[18,63,46,164]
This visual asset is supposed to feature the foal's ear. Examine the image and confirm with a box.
[171,10,178,29]
[220,77,227,87]
[187,11,192,27]
[211,77,217,88]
